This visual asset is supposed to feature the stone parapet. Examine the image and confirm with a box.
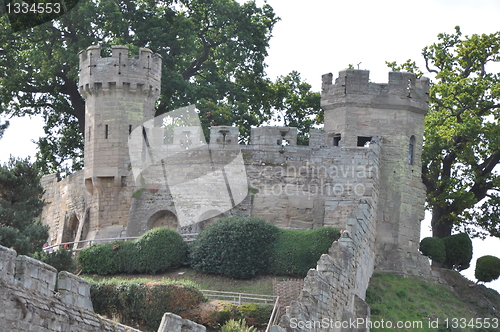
[157,313,206,332]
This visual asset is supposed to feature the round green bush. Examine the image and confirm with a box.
[134,227,187,274]
[419,237,446,264]
[475,255,500,283]
[442,233,473,271]
[189,216,280,279]
[78,228,187,275]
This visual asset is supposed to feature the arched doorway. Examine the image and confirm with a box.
[148,210,178,230]
[62,213,79,244]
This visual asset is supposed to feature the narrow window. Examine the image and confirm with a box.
[105,125,109,139]
[333,134,341,146]
[88,126,91,141]
[129,125,132,135]
[357,136,372,147]
[408,135,415,165]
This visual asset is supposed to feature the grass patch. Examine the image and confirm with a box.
[82,267,286,295]
[366,272,500,331]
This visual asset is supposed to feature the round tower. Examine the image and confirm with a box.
[321,69,431,275]
[78,45,161,237]
[78,45,161,194]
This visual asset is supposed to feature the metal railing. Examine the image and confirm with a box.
[265,296,281,332]
[200,289,276,306]
[46,233,199,252]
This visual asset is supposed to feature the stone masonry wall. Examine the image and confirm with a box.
[273,198,378,332]
[0,245,140,331]
[0,245,206,332]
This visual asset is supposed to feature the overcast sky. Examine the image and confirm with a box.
[1,0,499,291]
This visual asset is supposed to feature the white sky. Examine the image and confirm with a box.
[0,0,499,292]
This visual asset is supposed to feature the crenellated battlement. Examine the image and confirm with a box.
[78,45,162,98]
[321,69,429,113]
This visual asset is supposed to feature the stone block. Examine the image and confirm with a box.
[0,245,17,284]
[15,255,57,297]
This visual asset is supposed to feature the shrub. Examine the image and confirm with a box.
[78,243,118,275]
[32,249,77,272]
[78,228,187,275]
[220,319,257,332]
[237,304,272,326]
[134,228,187,274]
[270,227,340,277]
[90,279,204,331]
[419,237,446,263]
[475,255,500,283]
[442,233,473,271]
[189,217,280,279]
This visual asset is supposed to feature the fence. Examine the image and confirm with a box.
[200,290,276,306]
[46,233,199,252]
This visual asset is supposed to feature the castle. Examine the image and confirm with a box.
[39,45,435,330]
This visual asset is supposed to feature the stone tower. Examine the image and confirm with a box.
[321,69,431,274]
[78,45,162,239]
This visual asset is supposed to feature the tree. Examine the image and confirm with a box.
[387,27,500,239]
[0,0,279,175]
[0,119,8,139]
[0,158,48,255]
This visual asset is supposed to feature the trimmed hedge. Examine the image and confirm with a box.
[78,228,187,275]
[475,255,500,283]
[189,217,280,279]
[442,232,472,271]
[189,216,340,279]
[90,279,203,330]
[270,227,341,277]
[419,237,446,264]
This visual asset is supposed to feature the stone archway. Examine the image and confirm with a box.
[148,210,178,230]
[62,213,79,244]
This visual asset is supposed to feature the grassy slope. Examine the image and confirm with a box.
[366,270,500,332]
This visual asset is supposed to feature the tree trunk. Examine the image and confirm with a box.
[431,206,453,238]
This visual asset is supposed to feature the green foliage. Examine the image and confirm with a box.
[0,119,8,140]
[134,228,187,274]
[78,243,118,275]
[475,255,500,283]
[90,278,204,331]
[189,217,280,279]
[32,249,77,272]
[0,158,48,255]
[0,0,280,175]
[419,237,446,264]
[78,228,187,275]
[442,233,473,271]
[270,227,340,277]
[220,319,257,332]
[387,27,500,238]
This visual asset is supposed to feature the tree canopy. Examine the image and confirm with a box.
[0,0,314,175]
[388,26,500,239]
[0,158,48,255]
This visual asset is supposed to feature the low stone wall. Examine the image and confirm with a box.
[0,245,141,331]
[0,244,210,332]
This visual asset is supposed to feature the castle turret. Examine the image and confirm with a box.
[78,45,161,237]
[321,69,431,275]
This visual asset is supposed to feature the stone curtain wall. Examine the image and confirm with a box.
[272,199,377,332]
[0,245,206,332]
